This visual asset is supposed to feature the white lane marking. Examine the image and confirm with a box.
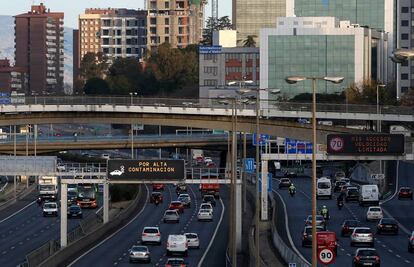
[388,249,393,253]
[67,186,149,267]
[396,254,401,258]
[95,206,103,214]
[197,197,225,267]
[0,200,36,224]
[272,185,311,266]
[0,177,8,192]
[381,208,411,235]
[405,260,411,264]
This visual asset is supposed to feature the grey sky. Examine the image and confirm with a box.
[2,0,232,28]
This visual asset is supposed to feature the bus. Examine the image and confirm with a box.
[77,183,98,208]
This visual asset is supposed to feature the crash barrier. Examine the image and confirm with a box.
[225,248,232,267]
[271,193,311,267]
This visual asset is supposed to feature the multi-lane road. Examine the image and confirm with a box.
[274,165,414,267]
[68,184,229,267]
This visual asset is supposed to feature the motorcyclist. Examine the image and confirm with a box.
[337,194,344,209]
[320,205,330,220]
[288,183,296,196]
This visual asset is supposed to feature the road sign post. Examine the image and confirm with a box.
[317,231,337,265]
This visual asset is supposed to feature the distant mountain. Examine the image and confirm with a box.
[0,15,74,87]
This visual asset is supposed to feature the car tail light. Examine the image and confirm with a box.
[352,233,357,238]
[142,233,148,236]
[180,265,186,267]
[156,233,160,236]
[368,233,373,237]
[166,265,172,267]
[355,256,360,262]
[378,225,383,228]
[410,236,414,241]
[303,233,307,239]
[167,242,169,247]
[374,256,380,262]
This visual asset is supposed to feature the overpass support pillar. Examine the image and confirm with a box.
[103,182,109,223]
[60,183,67,248]
[235,180,242,252]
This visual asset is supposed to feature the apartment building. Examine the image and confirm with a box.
[0,58,28,94]
[14,3,64,95]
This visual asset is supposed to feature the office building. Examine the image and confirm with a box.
[232,0,293,46]
[397,1,413,95]
[260,17,388,98]
[0,58,27,94]
[15,3,64,95]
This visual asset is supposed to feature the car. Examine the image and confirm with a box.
[353,248,380,267]
[67,204,83,218]
[169,201,185,213]
[176,183,187,195]
[129,245,151,263]
[67,191,78,204]
[197,208,213,221]
[345,187,360,202]
[304,215,326,230]
[366,206,383,221]
[339,177,351,184]
[285,171,297,178]
[341,220,361,237]
[166,235,188,256]
[350,227,374,247]
[165,258,187,267]
[101,154,110,160]
[334,170,346,181]
[278,178,292,189]
[206,161,216,168]
[42,202,58,217]
[301,226,325,247]
[153,183,165,191]
[109,169,123,176]
[142,227,161,245]
[398,187,413,200]
[317,177,332,199]
[376,218,399,235]
[200,203,213,213]
[202,194,216,206]
[177,194,191,208]
[340,184,352,193]
[185,233,200,249]
[408,231,414,252]
[150,192,163,203]
[334,181,347,192]
[359,185,380,206]
[204,157,213,164]
[163,210,180,223]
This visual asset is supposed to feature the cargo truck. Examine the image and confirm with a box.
[38,176,58,201]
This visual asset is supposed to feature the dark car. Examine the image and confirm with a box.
[67,191,78,204]
[169,201,185,213]
[202,195,216,207]
[285,171,297,178]
[352,248,380,267]
[176,183,188,195]
[408,231,414,252]
[301,226,325,247]
[341,220,361,237]
[376,218,399,235]
[345,187,359,202]
[67,204,83,218]
[334,181,346,192]
[150,192,163,203]
[398,187,413,200]
[279,178,292,189]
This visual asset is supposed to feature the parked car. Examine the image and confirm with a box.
[163,210,180,223]
[202,195,216,207]
[169,201,185,213]
[398,187,413,200]
[185,233,200,249]
[366,206,383,221]
[278,178,292,189]
[166,235,188,256]
[67,204,83,218]
[350,227,374,247]
[352,248,380,267]
[341,220,361,237]
[301,226,325,247]
[376,218,399,235]
[129,245,151,263]
[141,227,161,245]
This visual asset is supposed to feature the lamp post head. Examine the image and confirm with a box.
[324,77,345,84]
[227,81,237,86]
[236,88,252,95]
[285,76,307,84]
[268,88,281,94]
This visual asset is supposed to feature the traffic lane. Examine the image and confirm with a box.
[0,190,37,221]
[290,177,414,266]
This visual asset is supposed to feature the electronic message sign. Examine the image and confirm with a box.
[107,160,185,181]
[327,134,405,155]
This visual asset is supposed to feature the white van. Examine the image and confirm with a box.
[317,177,332,199]
[166,234,188,256]
[359,185,379,206]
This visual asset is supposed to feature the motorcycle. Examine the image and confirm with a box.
[337,200,344,210]
[154,199,160,206]
[37,197,42,206]
[289,189,296,197]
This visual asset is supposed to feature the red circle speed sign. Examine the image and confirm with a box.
[318,248,335,265]
[329,137,344,152]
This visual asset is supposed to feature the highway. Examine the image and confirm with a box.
[0,193,102,267]
[68,184,229,267]
[274,175,414,267]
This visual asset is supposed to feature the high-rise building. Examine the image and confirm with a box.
[260,17,388,98]
[146,0,205,50]
[14,3,64,95]
[232,0,293,46]
[0,58,27,94]
[397,1,413,95]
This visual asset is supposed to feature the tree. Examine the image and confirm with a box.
[243,35,257,47]
[202,16,233,45]
[345,79,397,105]
[106,57,140,94]
[401,88,414,106]
[79,52,109,81]
[83,77,110,95]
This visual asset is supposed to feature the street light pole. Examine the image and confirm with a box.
[255,88,260,267]
[131,125,134,159]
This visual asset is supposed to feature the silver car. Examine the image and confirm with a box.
[163,209,180,223]
[129,245,151,263]
[350,227,374,247]
[304,215,326,230]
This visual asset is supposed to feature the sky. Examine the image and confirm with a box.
[2,0,232,28]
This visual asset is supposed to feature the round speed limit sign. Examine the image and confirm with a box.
[318,248,335,265]
[329,137,344,152]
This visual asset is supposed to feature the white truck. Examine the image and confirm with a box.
[359,184,380,206]
[38,176,58,201]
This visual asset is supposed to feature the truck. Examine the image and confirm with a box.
[200,172,220,198]
[38,176,58,201]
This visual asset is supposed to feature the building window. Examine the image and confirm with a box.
[204,66,218,75]
[165,2,169,8]
[204,54,217,60]
[402,60,409,66]
[401,20,409,27]
[165,27,169,34]
[401,33,409,40]
[117,48,122,54]
[401,87,409,93]
[165,18,169,25]
[150,18,156,25]
[402,7,409,13]
[150,27,157,34]
[165,37,169,43]
[401,73,409,80]
[203,79,217,86]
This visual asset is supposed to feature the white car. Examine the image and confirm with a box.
[101,154,110,160]
[141,227,161,245]
[185,233,200,249]
[110,169,123,176]
[366,206,383,221]
[197,209,213,221]
[199,203,213,213]
[56,163,66,171]
[166,235,188,256]
[43,202,58,217]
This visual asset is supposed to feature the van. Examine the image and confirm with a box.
[359,185,379,206]
[166,234,188,256]
[317,177,332,199]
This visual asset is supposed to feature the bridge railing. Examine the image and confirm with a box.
[11,96,414,116]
